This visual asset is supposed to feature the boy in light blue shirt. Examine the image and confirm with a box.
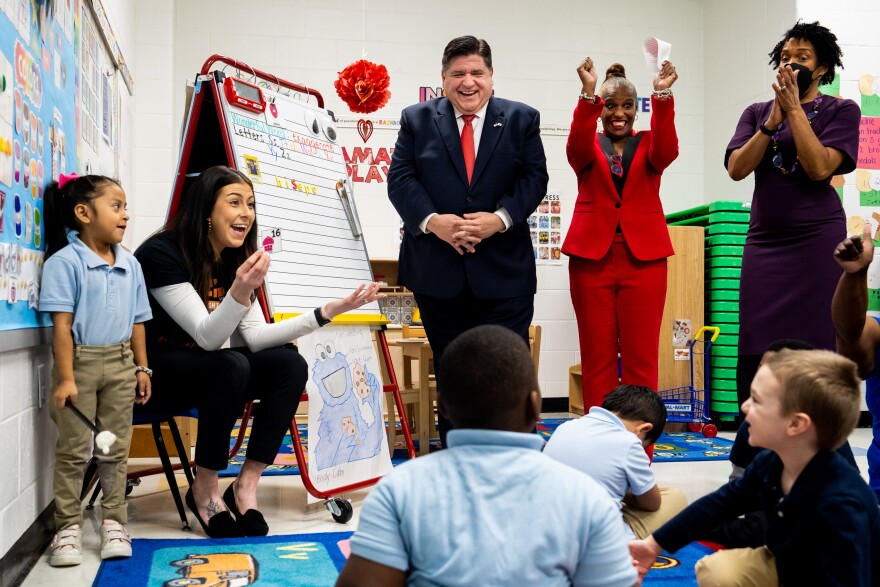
[544,384,687,539]
[336,325,638,587]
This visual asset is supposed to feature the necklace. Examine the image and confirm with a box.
[771,94,823,175]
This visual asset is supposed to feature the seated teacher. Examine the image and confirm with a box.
[135,165,382,538]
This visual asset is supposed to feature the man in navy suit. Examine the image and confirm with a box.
[388,35,549,445]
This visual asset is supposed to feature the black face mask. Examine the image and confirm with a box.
[785,63,817,97]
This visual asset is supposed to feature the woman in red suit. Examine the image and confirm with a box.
[563,57,679,412]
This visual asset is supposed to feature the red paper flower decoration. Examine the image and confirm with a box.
[335,59,391,114]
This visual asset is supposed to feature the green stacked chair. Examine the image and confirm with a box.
[667,201,751,418]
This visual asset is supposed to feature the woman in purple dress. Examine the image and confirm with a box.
[726,21,860,407]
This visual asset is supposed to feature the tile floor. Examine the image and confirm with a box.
[20,420,874,586]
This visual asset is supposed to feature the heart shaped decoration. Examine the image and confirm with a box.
[355,79,375,103]
[357,119,374,143]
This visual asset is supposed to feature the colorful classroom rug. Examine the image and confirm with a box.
[92,528,712,587]
[218,418,733,477]
[652,431,733,462]
[93,531,352,587]
[643,542,719,586]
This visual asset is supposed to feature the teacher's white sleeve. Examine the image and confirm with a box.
[236,303,320,353]
[150,283,250,351]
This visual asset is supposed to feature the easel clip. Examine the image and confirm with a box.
[336,179,363,239]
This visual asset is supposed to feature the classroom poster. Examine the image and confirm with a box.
[0,0,78,331]
[529,193,563,265]
[299,326,393,504]
[836,74,880,315]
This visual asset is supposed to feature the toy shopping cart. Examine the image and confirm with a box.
[659,326,720,438]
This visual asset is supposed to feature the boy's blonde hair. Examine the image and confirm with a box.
[763,349,860,451]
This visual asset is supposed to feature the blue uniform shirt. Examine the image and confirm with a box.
[544,407,656,506]
[350,428,637,587]
[40,236,152,346]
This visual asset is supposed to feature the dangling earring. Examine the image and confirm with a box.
[635,114,639,121]
[207,218,212,233]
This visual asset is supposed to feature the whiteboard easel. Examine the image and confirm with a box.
[172,56,381,323]
[170,56,411,517]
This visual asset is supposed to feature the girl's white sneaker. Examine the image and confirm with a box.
[100,521,132,560]
[48,525,82,567]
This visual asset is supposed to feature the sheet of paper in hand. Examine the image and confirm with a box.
[643,37,672,76]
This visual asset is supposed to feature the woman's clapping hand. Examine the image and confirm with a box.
[773,65,803,113]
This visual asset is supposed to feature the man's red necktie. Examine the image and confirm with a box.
[461,114,476,183]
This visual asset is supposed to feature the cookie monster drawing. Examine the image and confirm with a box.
[351,362,384,459]
[312,341,384,470]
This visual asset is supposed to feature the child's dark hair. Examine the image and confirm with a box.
[161,166,257,303]
[768,21,843,86]
[601,384,667,445]
[43,175,121,258]
[439,325,535,430]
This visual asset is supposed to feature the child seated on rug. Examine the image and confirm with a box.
[728,339,858,483]
[335,325,639,587]
[705,339,860,550]
[629,349,880,587]
[543,384,687,539]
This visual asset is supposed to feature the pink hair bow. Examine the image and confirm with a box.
[58,172,79,189]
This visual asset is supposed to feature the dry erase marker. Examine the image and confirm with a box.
[13,140,20,183]
[22,103,29,146]
[14,88,21,134]
[22,147,29,190]
[14,193,21,238]
[37,160,43,199]
[33,207,40,248]
[30,157,36,197]
[29,112,36,152]
[25,202,31,244]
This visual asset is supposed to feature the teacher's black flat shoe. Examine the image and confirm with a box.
[223,483,269,536]
[185,488,244,538]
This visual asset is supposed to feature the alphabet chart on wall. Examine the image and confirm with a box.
[216,77,380,321]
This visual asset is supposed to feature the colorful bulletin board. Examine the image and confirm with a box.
[830,74,880,314]
[0,0,78,332]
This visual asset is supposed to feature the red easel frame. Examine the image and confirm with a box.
[168,55,416,510]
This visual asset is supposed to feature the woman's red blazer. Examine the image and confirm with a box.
[562,96,678,261]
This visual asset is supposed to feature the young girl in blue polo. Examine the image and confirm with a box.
[39,173,152,567]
